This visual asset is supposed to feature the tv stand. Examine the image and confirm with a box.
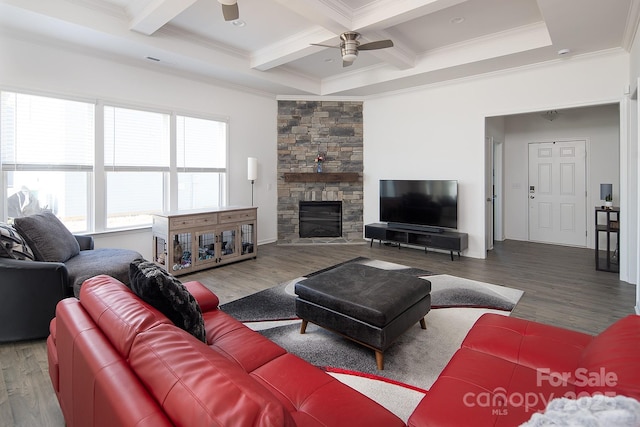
[365,223,468,260]
[387,223,444,233]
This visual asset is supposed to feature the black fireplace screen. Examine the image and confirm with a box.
[299,201,342,238]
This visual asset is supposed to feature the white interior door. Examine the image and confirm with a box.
[528,140,587,247]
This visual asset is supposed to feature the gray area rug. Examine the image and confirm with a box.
[220,257,523,322]
[219,257,524,422]
[249,309,504,392]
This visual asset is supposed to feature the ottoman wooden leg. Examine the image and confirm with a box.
[300,320,308,334]
[419,317,427,329]
[375,351,384,370]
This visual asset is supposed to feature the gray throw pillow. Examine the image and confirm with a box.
[129,259,206,343]
[0,223,35,261]
[14,210,80,262]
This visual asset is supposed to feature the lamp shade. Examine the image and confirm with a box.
[600,183,612,200]
[247,157,258,181]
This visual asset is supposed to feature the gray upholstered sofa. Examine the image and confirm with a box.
[0,211,142,342]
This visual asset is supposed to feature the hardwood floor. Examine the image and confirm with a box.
[0,240,635,426]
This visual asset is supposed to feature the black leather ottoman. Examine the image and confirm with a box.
[295,263,431,370]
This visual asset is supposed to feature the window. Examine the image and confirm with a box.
[1,91,229,232]
[104,106,169,229]
[176,115,227,210]
[1,92,94,232]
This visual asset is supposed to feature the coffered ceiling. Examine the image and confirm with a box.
[0,0,638,96]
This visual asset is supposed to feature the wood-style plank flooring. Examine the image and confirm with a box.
[0,240,636,426]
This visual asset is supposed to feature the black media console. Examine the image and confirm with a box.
[365,223,468,261]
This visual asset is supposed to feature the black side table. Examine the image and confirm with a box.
[595,207,619,272]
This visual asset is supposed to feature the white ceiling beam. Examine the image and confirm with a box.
[251,26,337,71]
[128,0,198,36]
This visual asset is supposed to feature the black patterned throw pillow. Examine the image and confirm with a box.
[0,222,35,261]
[129,259,206,343]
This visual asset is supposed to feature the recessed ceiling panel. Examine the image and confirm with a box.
[385,0,543,53]
[169,0,314,52]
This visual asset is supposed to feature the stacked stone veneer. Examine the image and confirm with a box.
[278,100,364,243]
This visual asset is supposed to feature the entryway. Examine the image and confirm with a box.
[528,140,587,247]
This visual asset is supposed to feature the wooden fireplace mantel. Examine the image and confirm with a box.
[283,172,360,183]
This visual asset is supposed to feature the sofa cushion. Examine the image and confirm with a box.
[80,275,173,358]
[129,260,206,343]
[14,210,79,262]
[129,324,296,427]
[577,315,640,399]
[461,313,593,377]
[67,248,142,297]
[408,347,575,427]
[0,222,34,260]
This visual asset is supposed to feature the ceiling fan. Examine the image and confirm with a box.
[312,32,394,67]
[217,0,239,22]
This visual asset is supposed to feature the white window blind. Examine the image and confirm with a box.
[104,106,170,170]
[176,115,226,171]
[1,92,94,169]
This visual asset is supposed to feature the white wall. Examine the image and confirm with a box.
[365,52,629,260]
[629,22,640,312]
[503,104,620,248]
[0,35,278,259]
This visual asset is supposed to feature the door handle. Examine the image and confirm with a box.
[530,195,535,199]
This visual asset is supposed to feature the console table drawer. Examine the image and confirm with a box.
[170,218,196,229]
[193,215,218,227]
[219,210,256,223]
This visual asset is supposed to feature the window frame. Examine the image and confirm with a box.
[1,90,230,233]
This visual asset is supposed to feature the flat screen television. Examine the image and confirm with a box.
[380,179,458,230]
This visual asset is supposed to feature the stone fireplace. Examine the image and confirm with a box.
[277,100,364,244]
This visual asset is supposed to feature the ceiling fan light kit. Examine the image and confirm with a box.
[217,0,239,22]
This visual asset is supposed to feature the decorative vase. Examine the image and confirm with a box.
[316,162,323,173]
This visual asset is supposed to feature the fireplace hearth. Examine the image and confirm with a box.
[299,201,342,238]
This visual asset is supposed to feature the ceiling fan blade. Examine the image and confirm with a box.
[221,3,239,21]
[359,40,394,50]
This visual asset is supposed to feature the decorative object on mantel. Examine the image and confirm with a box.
[314,152,325,173]
[600,183,613,208]
[247,157,257,206]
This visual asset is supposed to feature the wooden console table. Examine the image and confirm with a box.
[365,223,468,261]
[152,207,257,276]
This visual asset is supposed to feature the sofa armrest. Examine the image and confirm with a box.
[0,257,69,341]
[183,281,219,312]
[74,235,94,251]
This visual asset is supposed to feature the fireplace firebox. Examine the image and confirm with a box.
[299,201,342,238]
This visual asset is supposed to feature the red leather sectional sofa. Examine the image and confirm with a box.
[409,312,640,426]
[47,274,640,426]
[47,275,405,426]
